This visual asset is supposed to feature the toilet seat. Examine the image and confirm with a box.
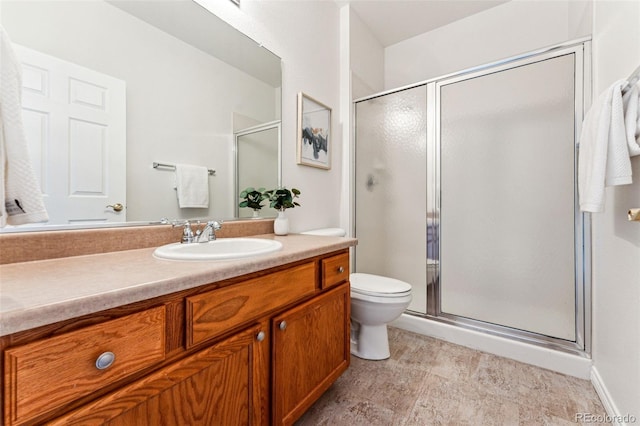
[350,273,412,298]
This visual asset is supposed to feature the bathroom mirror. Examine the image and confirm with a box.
[0,0,282,231]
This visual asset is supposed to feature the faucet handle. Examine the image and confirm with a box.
[208,220,223,230]
[180,220,195,244]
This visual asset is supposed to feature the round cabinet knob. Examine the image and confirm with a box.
[279,321,287,331]
[106,203,124,212]
[256,331,265,342]
[337,266,345,273]
[95,351,116,370]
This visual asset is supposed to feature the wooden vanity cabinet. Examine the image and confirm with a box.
[272,284,350,425]
[1,249,351,426]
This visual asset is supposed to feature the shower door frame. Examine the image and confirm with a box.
[352,38,592,356]
[425,40,592,356]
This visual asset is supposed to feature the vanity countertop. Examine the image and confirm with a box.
[0,234,357,337]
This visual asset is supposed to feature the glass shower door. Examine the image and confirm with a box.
[437,53,578,341]
[354,86,428,313]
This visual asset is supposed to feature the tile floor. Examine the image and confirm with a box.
[296,327,608,425]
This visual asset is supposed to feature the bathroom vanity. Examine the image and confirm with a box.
[0,232,355,425]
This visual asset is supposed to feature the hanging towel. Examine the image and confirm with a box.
[578,80,633,213]
[175,164,209,208]
[0,26,48,227]
[623,85,640,157]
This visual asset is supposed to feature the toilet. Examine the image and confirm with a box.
[300,228,412,360]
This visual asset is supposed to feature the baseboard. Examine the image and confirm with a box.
[590,366,636,426]
[392,313,592,379]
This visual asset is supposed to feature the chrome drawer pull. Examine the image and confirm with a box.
[279,321,287,331]
[337,266,345,273]
[95,351,116,370]
[256,331,266,342]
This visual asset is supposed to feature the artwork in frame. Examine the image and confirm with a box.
[297,92,331,169]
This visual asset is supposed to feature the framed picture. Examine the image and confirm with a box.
[297,92,331,169]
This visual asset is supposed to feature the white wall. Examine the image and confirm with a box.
[349,8,385,99]
[591,1,640,421]
[385,0,581,89]
[1,1,277,222]
[196,0,343,233]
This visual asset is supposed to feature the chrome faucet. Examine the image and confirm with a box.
[172,219,222,244]
[195,220,222,243]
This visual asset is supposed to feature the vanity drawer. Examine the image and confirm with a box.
[321,252,350,289]
[4,306,166,425]
[187,261,316,348]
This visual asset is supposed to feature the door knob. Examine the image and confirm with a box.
[279,321,287,331]
[106,203,124,212]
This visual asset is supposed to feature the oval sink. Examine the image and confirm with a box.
[153,238,283,261]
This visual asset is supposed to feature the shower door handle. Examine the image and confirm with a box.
[366,174,378,191]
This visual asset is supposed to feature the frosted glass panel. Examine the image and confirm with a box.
[355,86,427,313]
[439,54,576,340]
[237,126,279,218]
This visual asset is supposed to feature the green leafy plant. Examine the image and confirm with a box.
[264,187,301,211]
[239,187,267,210]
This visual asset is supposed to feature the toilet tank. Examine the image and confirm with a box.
[300,228,346,237]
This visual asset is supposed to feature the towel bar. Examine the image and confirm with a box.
[153,162,215,176]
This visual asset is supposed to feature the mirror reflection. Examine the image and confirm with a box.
[235,121,280,219]
[0,0,282,230]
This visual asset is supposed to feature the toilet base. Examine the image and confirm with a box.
[350,323,390,360]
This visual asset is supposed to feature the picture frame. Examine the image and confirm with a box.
[297,92,331,169]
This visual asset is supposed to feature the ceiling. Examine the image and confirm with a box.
[343,0,510,47]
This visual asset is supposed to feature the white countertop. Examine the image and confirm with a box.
[0,234,356,336]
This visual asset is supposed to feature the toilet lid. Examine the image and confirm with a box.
[350,273,412,296]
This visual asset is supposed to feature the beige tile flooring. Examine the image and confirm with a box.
[297,327,608,425]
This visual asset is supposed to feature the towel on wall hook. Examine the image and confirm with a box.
[0,26,48,227]
[578,79,638,213]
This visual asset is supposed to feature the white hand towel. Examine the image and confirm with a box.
[175,164,209,208]
[0,26,48,227]
[578,80,633,213]
[623,85,640,157]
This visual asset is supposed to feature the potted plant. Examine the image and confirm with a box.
[264,187,301,235]
[239,187,267,218]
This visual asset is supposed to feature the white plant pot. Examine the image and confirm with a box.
[274,210,289,235]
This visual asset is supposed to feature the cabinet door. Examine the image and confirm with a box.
[49,324,268,426]
[272,283,350,425]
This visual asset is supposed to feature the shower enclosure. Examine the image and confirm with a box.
[234,121,281,218]
[354,40,591,353]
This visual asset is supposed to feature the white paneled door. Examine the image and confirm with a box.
[15,44,126,225]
